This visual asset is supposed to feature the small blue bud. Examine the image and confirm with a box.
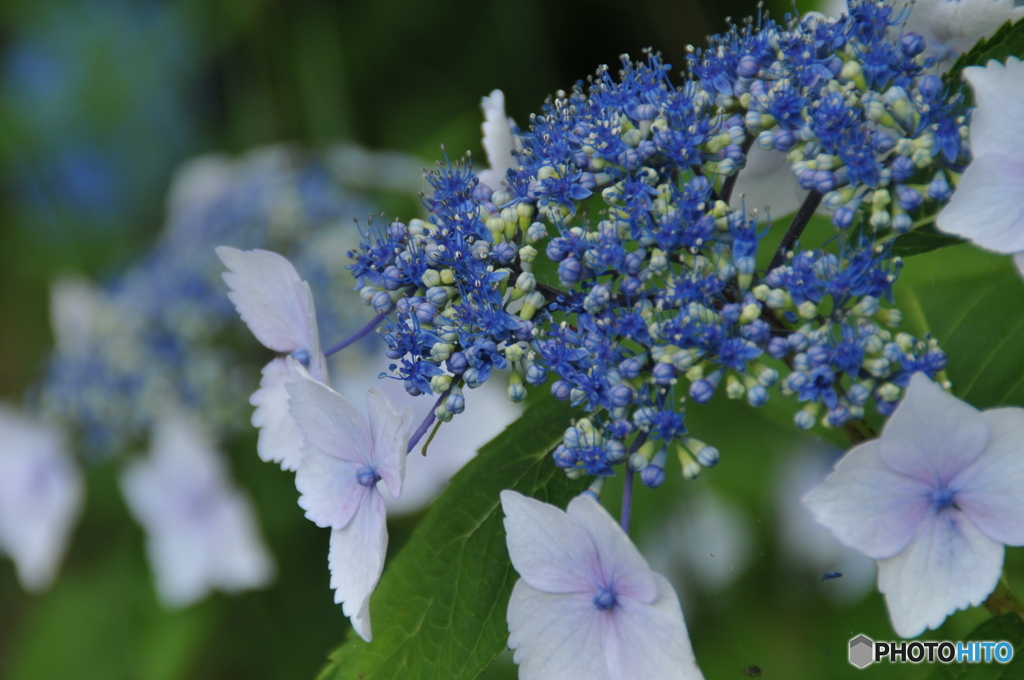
[558,257,584,285]
[807,345,831,366]
[551,380,572,401]
[446,391,466,414]
[640,464,666,488]
[593,587,617,611]
[463,367,485,388]
[788,333,810,352]
[605,440,626,465]
[747,384,769,407]
[814,170,837,193]
[493,241,517,265]
[891,213,913,233]
[833,205,856,229]
[552,445,577,469]
[545,238,569,262]
[619,356,644,380]
[918,74,943,100]
[382,266,404,291]
[507,382,528,402]
[371,291,394,314]
[619,276,643,296]
[652,363,677,386]
[689,379,715,404]
[607,383,636,408]
[774,129,796,152]
[767,336,790,359]
[415,302,436,324]
[737,55,760,78]
[623,251,645,275]
[356,465,380,487]
[525,364,547,386]
[827,404,850,427]
[695,444,720,467]
[900,32,926,57]
[794,409,816,430]
[890,155,916,183]
[927,174,952,201]
[291,348,311,367]
[526,222,548,243]
[896,185,923,211]
[447,351,468,374]
[425,286,449,307]
[848,383,870,406]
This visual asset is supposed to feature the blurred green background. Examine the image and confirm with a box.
[1,1,1020,679]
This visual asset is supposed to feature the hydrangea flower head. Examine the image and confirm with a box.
[501,490,704,680]
[286,367,413,641]
[217,246,328,470]
[120,413,275,608]
[804,373,1024,637]
[0,406,83,592]
[937,57,1024,275]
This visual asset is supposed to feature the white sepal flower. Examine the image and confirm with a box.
[937,57,1024,276]
[903,0,1024,67]
[216,246,328,470]
[286,367,413,642]
[478,90,519,192]
[501,490,704,680]
[0,406,83,592]
[804,373,1024,637]
[120,413,275,608]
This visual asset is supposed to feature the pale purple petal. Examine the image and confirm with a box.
[879,373,989,486]
[250,358,305,471]
[216,246,317,354]
[295,447,368,530]
[328,489,388,642]
[565,495,657,605]
[365,388,413,500]
[937,154,1024,254]
[952,407,1024,546]
[804,440,933,560]
[964,57,1024,157]
[501,490,600,594]
[603,573,704,680]
[877,508,1003,638]
[286,370,372,466]
[506,579,611,680]
[0,407,83,592]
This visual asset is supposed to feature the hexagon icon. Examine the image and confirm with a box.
[849,635,874,668]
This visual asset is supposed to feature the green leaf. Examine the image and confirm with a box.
[891,224,965,258]
[315,395,585,680]
[945,19,1024,103]
[927,613,1024,680]
[895,248,1024,409]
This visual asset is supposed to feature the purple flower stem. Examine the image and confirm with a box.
[620,431,648,534]
[324,313,386,356]
[407,388,451,454]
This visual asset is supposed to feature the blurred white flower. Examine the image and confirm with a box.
[120,413,275,608]
[642,486,754,598]
[902,0,1024,68]
[775,447,876,604]
[0,406,83,592]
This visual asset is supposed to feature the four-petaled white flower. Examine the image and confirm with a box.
[937,57,1024,276]
[804,373,1024,637]
[216,246,328,470]
[286,367,413,642]
[501,490,705,680]
[120,413,275,608]
[0,406,83,593]
[477,89,519,193]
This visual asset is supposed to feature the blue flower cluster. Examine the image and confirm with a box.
[347,0,958,485]
[39,147,378,457]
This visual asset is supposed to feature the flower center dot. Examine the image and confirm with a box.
[356,466,380,487]
[593,587,617,611]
